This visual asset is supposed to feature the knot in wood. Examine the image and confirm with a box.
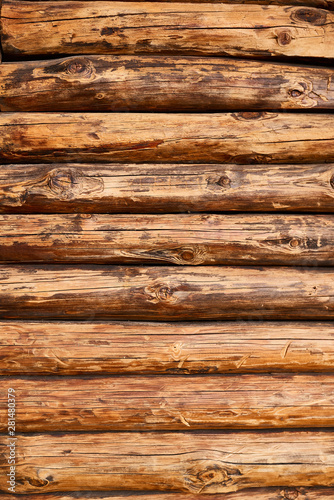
[330,173,334,190]
[186,461,241,493]
[235,112,264,121]
[28,477,49,488]
[158,286,173,301]
[277,30,292,46]
[43,168,104,200]
[292,7,327,25]
[65,58,96,80]
[281,488,300,500]
[217,175,231,188]
[47,169,76,198]
[289,89,303,98]
[289,238,300,248]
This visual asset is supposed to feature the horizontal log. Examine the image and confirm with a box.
[1,56,334,112]
[2,112,334,164]
[8,0,334,7]
[2,2,334,60]
[2,374,334,431]
[3,265,334,320]
[2,321,334,375]
[1,431,334,493]
[1,490,334,500]
[1,163,334,214]
[3,214,334,266]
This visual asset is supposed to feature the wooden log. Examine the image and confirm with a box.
[3,265,334,320]
[2,112,334,164]
[2,374,334,431]
[6,0,334,7]
[3,214,334,266]
[1,431,334,493]
[2,321,334,375]
[1,490,334,500]
[2,2,334,60]
[1,163,334,214]
[1,56,334,112]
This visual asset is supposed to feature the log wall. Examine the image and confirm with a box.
[1,0,334,498]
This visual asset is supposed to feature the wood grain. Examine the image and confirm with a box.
[1,163,334,214]
[1,431,334,493]
[1,55,334,112]
[2,112,334,164]
[2,2,334,60]
[2,374,334,431]
[3,214,334,266]
[3,265,334,320]
[2,321,334,375]
[1,489,334,500]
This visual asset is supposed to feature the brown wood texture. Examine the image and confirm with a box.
[2,112,334,164]
[2,321,334,375]
[1,490,334,500]
[2,163,334,214]
[2,374,334,431]
[1,431,334,493]
[7,0,334,6]
[3,265,334,320]
[2,2,334,60]
[1,56,334,112]
[3,214,334,266]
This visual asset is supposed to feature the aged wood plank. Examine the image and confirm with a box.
[2,2,334,60]
[1,163,334,214]
[1,490,334,500]
[2,321,334,375]
[1,431,334,493]
[1,56,334,112]
[1,112,334,164]
[3,214,334,266]
[2,374,334,431]
[2,265,334,320]
[7,0,334,7]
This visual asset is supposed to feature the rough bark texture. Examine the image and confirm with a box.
[1,55,334,112]
[2,374,334,431]
[1,431,334,494]
[1,490,334,500]
[2,321,334,375]
[3,265,334,320]
[3,213,334,266]
[2,112,334,164]
[1,163,334,214]
[2,2,334,60]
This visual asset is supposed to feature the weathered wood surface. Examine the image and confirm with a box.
[2,112,334,164]
[2,2,334,60]
[1,490,334,500]
[3,266,334,320]
[2,374,334,431]
[1,431,334,493]
[3,214,334,266]
[2,321,334,375]
[2,163,334,214]
[6,0,334,6]
[1,56,334,112]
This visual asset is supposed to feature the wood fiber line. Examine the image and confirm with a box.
[1,163,334,213]
[2,374,334,431]
[3,265,334,320]
[1,431,334,494]
[2,321,334,375]
[1,112,334,164]
[1,56,334,111]
[3,213,334,266]
[2,2,334,60]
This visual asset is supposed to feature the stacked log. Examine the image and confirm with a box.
[1,0,334,498]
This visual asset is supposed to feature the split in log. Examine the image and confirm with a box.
[1,163,334,214]
[1,489,334,500]
[2,321,334,375]
[3,265,334,320]
[1,431,334,493]
[1,55,334,112]
[2,112,334,164]
[2,374,334,431]
[3,214,334,266]
[2,2,334,60]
